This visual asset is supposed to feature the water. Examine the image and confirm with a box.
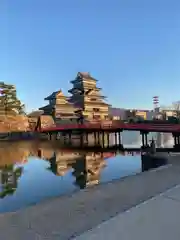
[111,131,174,148]
[0,131,173,213]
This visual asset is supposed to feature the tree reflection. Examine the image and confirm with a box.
[0,165,23,198]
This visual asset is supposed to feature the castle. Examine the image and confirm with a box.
[39,72,110,122]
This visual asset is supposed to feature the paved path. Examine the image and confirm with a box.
[75,184,180,240]
[0,155,180,239]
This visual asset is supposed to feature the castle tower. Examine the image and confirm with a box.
[68,72,110,121]
[39,90,77,122]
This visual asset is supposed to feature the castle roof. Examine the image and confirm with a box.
[78,72,97,81]
[27,110,44,118]
[45,90,66,100]
[39,105,52,110]
[71,72,98,83]
[84,101,110,106]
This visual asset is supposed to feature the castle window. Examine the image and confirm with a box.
[93,108,100,112]
[91,98,97,101]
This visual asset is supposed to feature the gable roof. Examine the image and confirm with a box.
[45,90,66,100]
[27,110,44,117]
[77,72,97,81]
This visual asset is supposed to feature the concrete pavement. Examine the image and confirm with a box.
[75,184,180,240]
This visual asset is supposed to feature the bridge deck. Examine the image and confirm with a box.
[40,123,180,133]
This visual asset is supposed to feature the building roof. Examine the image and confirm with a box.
[72,103,83,109]
[27,110,44,117]
[39,105,52,111]
[68,88,106,99]
[84,101,110,106]
[69,87,102,92]
[71,72,98,83]
[55,103,74,107]
[39,101,75,111]
[45,90,67,100]
[56,113,76,116]
[78,72,97,81]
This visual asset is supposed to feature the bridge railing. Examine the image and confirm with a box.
[40,120,180,132]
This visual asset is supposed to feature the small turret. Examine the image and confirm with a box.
[39,90,77,122]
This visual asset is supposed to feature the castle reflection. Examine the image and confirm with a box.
[0,141,168,199]
[39,148,113,188]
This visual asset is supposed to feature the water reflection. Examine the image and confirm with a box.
[0,165,23,198]
[0,141,168,213]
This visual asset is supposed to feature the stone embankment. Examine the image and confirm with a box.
[0,115,55,140]
[0,115,29,132]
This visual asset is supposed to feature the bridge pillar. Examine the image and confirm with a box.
[93,131,101,146]
[102,131,105,148]
[94,132,97,145]
[115,132,118,145]
[47,132,51,140]
[107,133,110,147]
[178,136,180,145]
[80,131,84,147]
[85,132,88,146]
[47,132,56,141]
[68,132,72,145]
[173,133,180,149]
[140,131,149,148]
[56,132,60,140]
[51,132,57,141]
[118,131,122,145]
[97,132,100,145]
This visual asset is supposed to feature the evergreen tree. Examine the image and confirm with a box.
[0,82,25,115]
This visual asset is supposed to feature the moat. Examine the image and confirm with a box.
[0,132,173,213]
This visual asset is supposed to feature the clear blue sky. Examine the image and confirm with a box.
[0,0,180,112]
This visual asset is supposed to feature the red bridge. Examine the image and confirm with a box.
[40,122,180,133]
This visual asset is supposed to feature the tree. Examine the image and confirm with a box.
[172,101,180,119]
[18,103,26,115]
[0,82,25,115]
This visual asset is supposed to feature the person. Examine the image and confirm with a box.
[150,137,156,154]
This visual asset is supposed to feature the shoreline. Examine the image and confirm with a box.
[0,154,180,239]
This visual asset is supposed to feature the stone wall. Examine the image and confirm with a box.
[39,115,55,129]
[28,115,55,131]
[0,115,29,133]
[0,114,56,133]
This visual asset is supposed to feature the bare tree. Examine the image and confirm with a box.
[172,101,180,119]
